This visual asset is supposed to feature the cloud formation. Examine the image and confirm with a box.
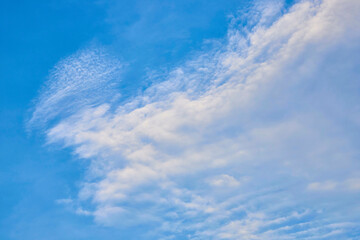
[29,46,122,128]
[31,0,360,239]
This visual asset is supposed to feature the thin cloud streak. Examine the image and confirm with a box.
[28,46,122,128]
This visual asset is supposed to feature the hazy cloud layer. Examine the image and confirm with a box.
[31,0,360,239]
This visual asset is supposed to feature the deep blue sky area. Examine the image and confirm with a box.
[0,1,107,239]
[0,0,247,239]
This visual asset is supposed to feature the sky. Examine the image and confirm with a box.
[1,0,360,239]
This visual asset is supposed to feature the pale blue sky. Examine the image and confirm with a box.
[1,0,360,239]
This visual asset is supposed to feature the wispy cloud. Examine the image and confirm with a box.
[28,46,122,128]
[31,0,360,238]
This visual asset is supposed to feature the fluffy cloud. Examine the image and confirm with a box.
[31,0,360,239]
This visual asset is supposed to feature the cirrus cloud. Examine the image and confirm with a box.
[30,0,360,239]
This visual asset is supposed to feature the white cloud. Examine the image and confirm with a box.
[307,181,338,191]
[307,178,360,192]
[28,45,122,128]
[31,0,360,238]
[208,174,243,188]
[345,178,360,191]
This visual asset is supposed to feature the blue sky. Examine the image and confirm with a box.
[1,0,360,239]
